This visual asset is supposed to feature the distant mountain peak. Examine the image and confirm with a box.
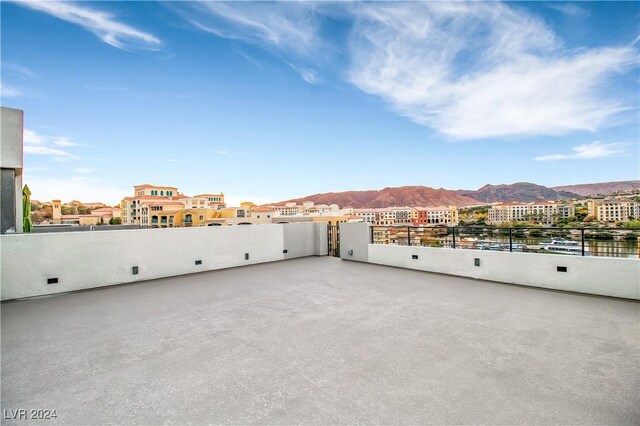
[552,180,640,196]
[273,185,480,208]
[459,182,578,203]
[270,180,636,209]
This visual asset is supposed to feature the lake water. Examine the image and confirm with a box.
[457,236,639,258]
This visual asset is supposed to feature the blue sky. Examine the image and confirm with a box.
[1,1,638,206]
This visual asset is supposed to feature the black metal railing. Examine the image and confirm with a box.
[370,225,640,258]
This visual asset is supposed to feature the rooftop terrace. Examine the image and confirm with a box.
[2,257,638,425]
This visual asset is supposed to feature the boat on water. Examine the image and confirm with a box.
[471,241,526,252]
[540,239,588,255]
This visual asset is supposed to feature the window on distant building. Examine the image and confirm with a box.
[199,215,204,221]
[160,191,164,196]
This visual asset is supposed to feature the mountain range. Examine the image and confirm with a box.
[455,183,579,203]
[277,186,478,209]
[551,180,640,196]
[274,180,639,209]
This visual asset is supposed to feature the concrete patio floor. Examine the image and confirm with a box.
[2,257,638,425]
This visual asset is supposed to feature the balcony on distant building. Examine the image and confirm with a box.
[1,222,638,424]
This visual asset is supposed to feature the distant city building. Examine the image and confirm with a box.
[487,202,575,225]
[120,187,357,227]
[352,208,402,226]
[51,200,121,225]
[415,206,459,226]
[377,209,397,225]
[353,209,377,224]
[273,203,302,216]
[121,184,225,227]
[352,207,455,226]
[388,207,415,224]
[587,199,639,222]
[178,193,226,210]
[250,206,279,222]
[263,201,355,226]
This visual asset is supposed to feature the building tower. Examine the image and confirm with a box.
[52,199,61,224]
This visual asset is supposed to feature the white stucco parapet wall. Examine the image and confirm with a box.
[368,244,640,300]
[1,223,328,301]
[337,223,640,300]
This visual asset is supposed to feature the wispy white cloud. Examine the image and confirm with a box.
[51,137,83,147]
[73,168,96,174]
[547,3,590,17]
[346,2,637,139]
[24,129,46,145]
[2,62,37,79]
[176,2,637,140]
[233,48,265,71]
[23,129,83,161]
[165,158,181,163]
[172,1,325,83]
[0,82,23,97]
[535,141,625,161]
[24,145,81,161]
[13,1,161,50]
[286,62,320,85]
[176,2,319,55]
[213,150,228,156]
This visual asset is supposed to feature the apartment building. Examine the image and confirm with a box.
[306,203,340,214]
[376,209,397,225]
[351,207,418,226]
[134,184,178,197]
[415,206,459,226]
[139,201,185,228]
[353,209,377,224]
[272,203,302,216]
[267,201,341,216]
[121,184,225,227]
[179,193,226,210]
[587,199,640,222]
[251,207,279,222]
[388,207,415,224]
[488,202,575,225]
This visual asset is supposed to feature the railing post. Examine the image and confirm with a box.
[452,227,456,249]
[581,228,585,256]
[407,226,411,246]
[509,228,513,252]
[370,225,374,244]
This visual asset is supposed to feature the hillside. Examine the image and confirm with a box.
[275,186,480,208]
[551,180,640,196]
[457,182,579,203]
[272,180,632,209]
